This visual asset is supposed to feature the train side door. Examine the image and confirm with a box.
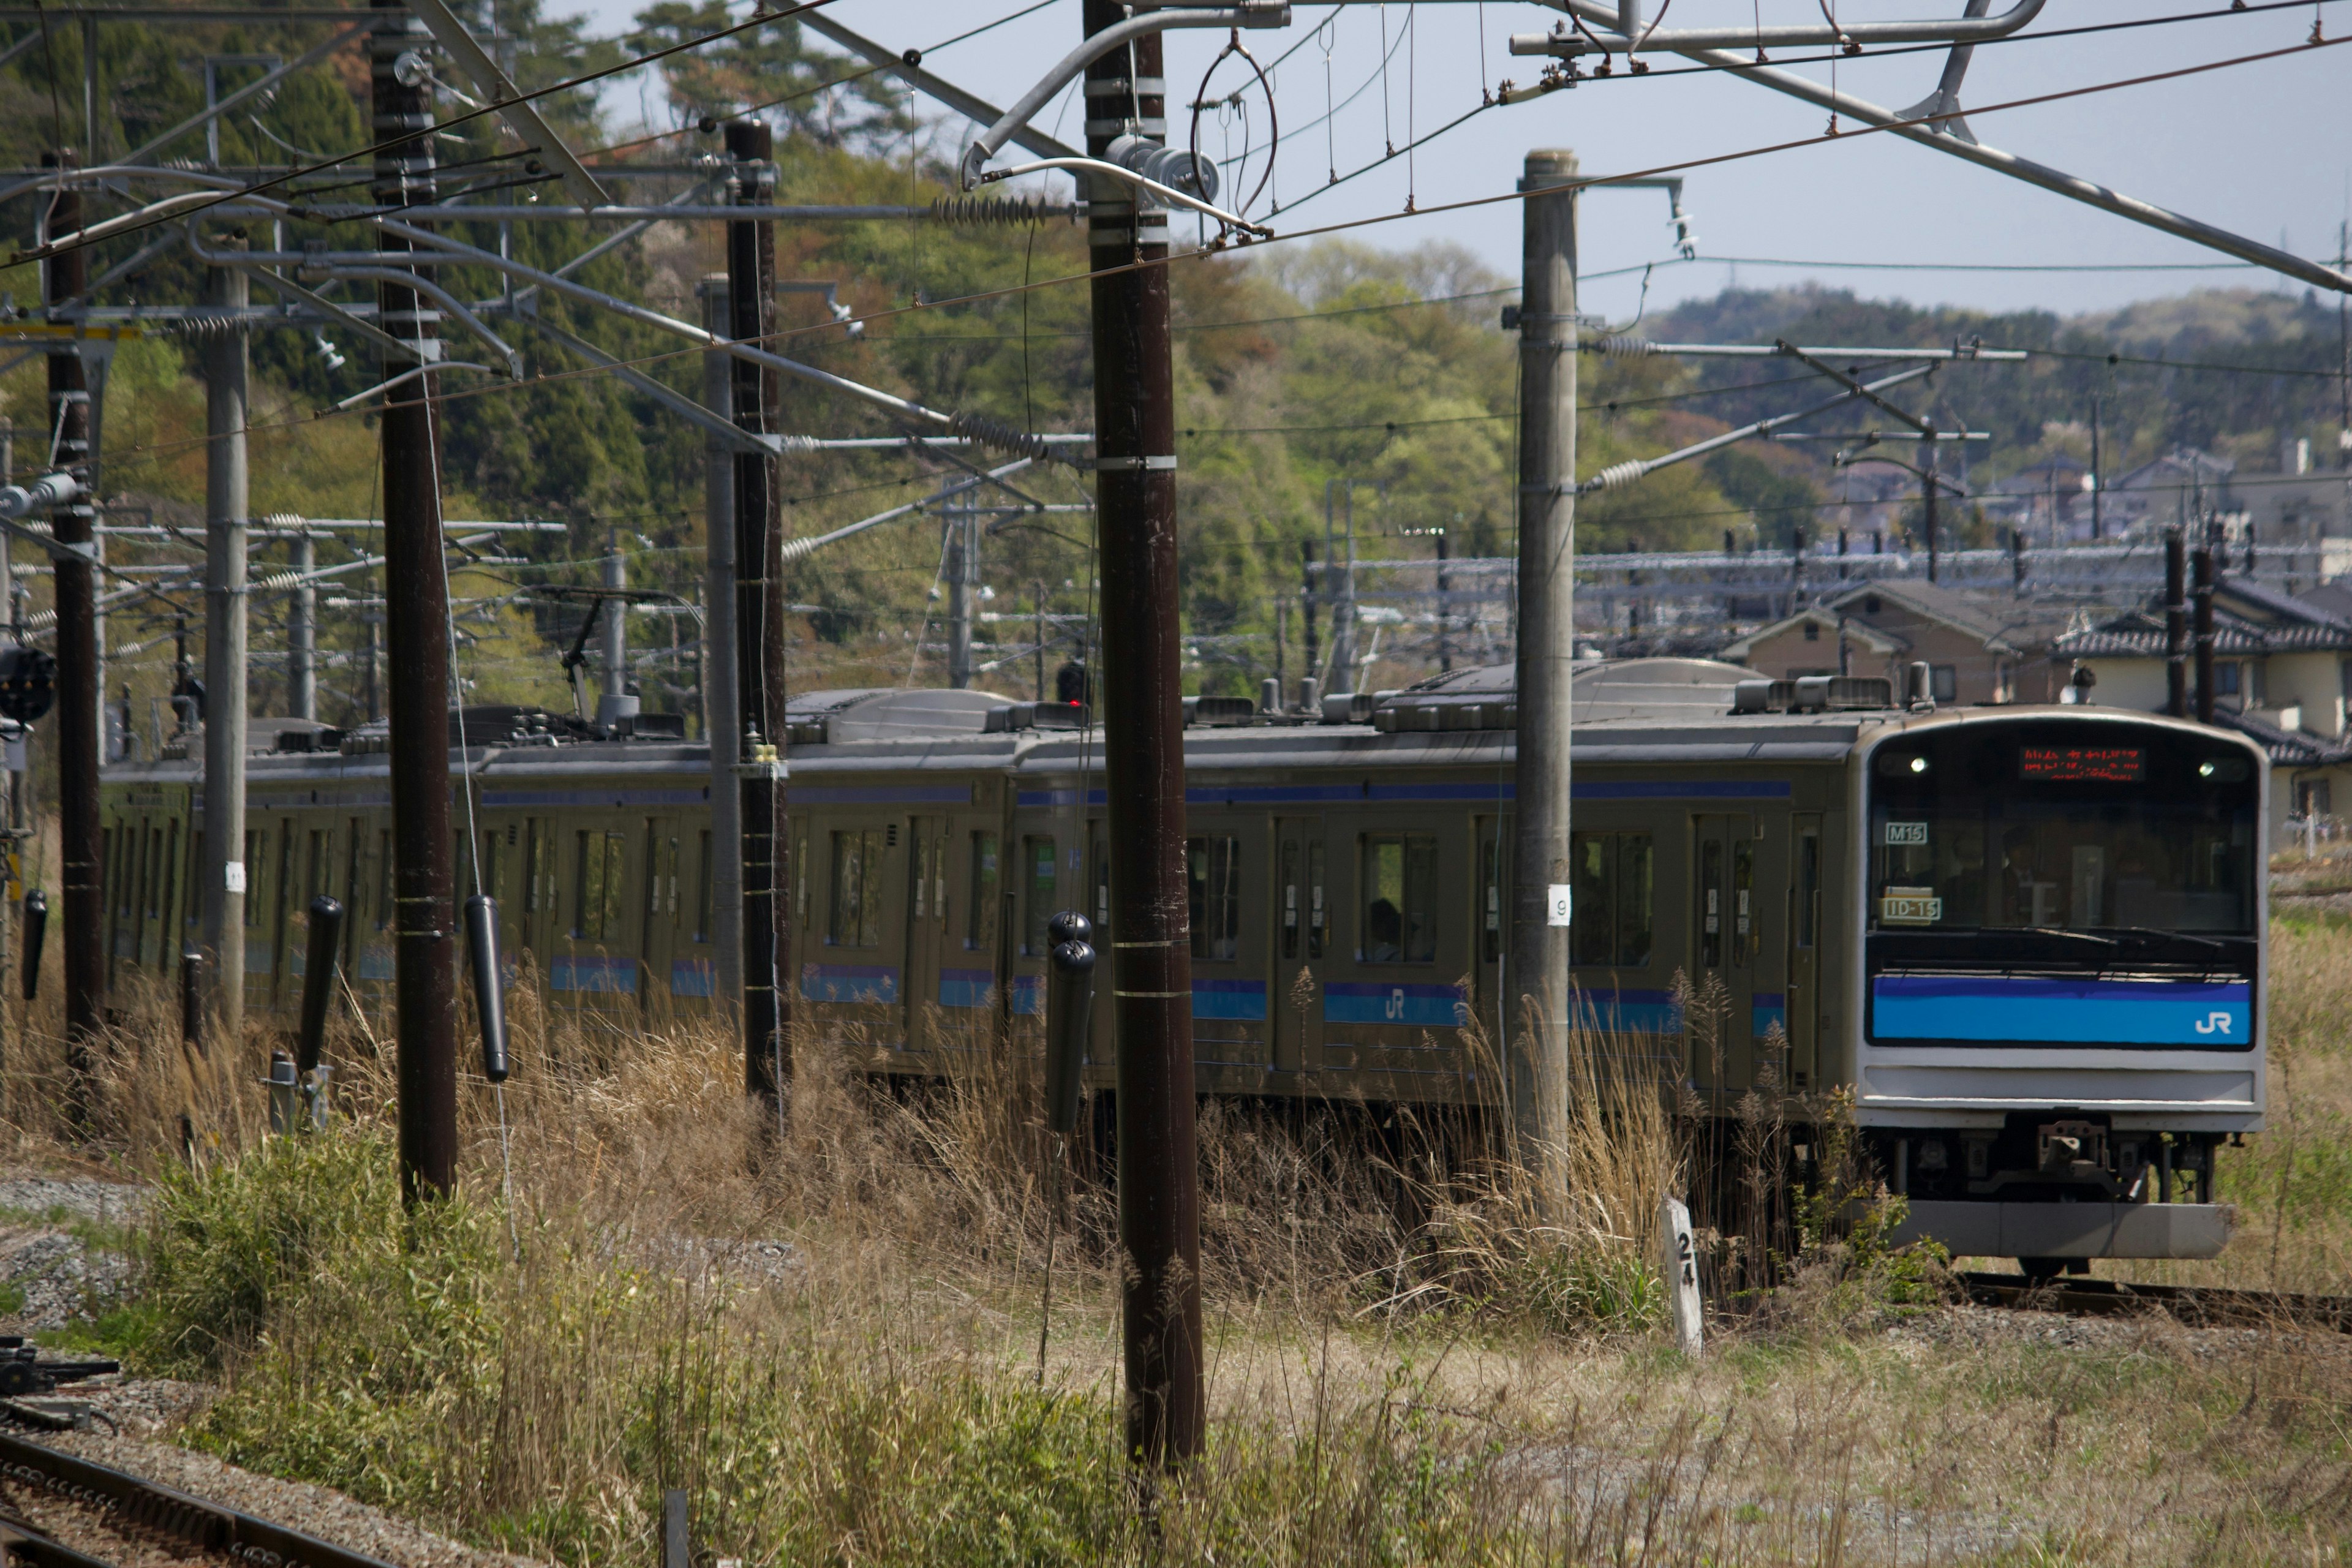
[1787,813,1822,1091]
[1270,816,1328,1077]
[904,816,949,1051]
[1473,815,1509,1047]
[638,818,679,1011]
[1689,813,1758,1100]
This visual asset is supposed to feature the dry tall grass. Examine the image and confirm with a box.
[1,935,2349,1564]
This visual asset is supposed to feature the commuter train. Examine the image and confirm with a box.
[98,658,2263,1270]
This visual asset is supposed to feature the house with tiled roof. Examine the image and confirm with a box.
[2052,575,2352,828]
[1721,579,2070,704]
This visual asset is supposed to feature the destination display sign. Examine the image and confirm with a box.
[2019,745,2144,783]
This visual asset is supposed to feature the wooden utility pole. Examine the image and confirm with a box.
[1510,148,1577,1172]
[726,119,789,1104]
[43,151,102,1114]
[374,0,457,1201]
[202,252,250,1041]
[1083,0,1202,1468]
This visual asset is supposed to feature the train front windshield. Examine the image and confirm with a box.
[1869,728,2257,937]
[1866,722,2260,1049]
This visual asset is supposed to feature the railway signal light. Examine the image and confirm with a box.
[295,896,345,1080]
[0,646,56,725]
[466,895,510,1084]
[1044,911,1095,1137]
[18,889,42,1001]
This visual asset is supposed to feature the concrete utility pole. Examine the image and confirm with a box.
[1510,148,1577,1174]
[1084,0,1202,1468]
[43,151,102,1114]
[944,493,976,690]
[202,254,250,1041]
[288,532,316,721]
[374,0,458,1203]
[699,275,742,1015]
[598,534,630,725]
[2165,530,2187,718]
[726,118,789,1103]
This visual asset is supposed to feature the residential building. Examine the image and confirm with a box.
[1721,579,2065,704]
[2052,575,2352,829]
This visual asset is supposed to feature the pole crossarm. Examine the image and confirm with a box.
[1578,364,1935,493]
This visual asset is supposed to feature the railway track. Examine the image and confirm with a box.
[1960,1271,2352,1333]
[0,1423,402,1568]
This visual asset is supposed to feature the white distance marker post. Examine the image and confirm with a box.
[1658,1194,1703,1356]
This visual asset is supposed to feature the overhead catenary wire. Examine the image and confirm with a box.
[93,28,2352,471]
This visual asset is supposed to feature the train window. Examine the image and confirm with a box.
[573,829,628,942]
[376,831,393,929]
[1307,843,1326,959]
[794,827,809,921]
[1480,837,1503,966]
[1572,832,1654,969]
[1023,837,1057,956]
[1093,835,1110,932]
[481,832,502,905]
[829,828,885,948]
[249,831,270,928]
[309,830,331,904]
[695,831,714,942]
[1187,836,1242,962]
[1360,834,1436,965]
[914,834,931,920]
[186,831,203,927]
[934,832,950,928]
[1698,840,1723,969]
[160,823,181,932]
[1796,831,1821,949]
[1280,841,1300,961]
[666,835,680,918]
[967,832,999,951]
[1731,840,1755,966]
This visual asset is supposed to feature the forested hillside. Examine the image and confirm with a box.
[1,6,2342,722]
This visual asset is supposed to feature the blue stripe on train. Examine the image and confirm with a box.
[554,955,638,994]
[1324,981,1468,1028]
[1871,973,2252,1047]
[1194,978,1268,1021]
[938,967,992,1008]
[1569,988,1686,1035]
[802,963,898,1004]
[671,957,715,998]
[1017,779,1793,808]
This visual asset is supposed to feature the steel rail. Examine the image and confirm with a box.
[0,1425,404,1568]
[1959,1271,2352,1332]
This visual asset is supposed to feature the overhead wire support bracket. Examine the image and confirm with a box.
[402,0,612,209]
[1771,340,1936,433]
[1510,0,2045,59]
[957,4,1291,190]
[1522,0,2352,296]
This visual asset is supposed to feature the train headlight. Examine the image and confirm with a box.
[1908,756,1928,774]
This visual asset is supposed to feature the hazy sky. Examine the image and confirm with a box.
[567,0,2352,322]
